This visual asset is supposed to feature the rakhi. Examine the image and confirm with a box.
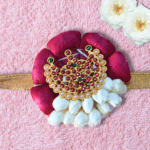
[0,31,150,127]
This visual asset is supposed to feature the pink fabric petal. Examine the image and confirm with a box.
[80,33,116,59]
[47,31,81,58]
[32,48,63,85]
[30,84,58,115]
[107,51,131,83]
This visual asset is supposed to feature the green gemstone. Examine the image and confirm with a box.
[73,64,77,67]
[90,73,94,77]
[86,45,92,51]
[48,58,53,63]
[78,77,82,82]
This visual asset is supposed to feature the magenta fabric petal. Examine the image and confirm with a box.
[30,84,58,115]
[107,51,131,83]
[47,31,81,58]
[80,33,116,59]
[32,48,63,85]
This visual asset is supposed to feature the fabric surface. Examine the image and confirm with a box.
[0,0,150,149]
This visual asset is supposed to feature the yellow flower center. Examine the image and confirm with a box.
[136,20,146,31]
[113,3,124,15]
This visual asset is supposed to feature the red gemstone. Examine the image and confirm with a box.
[66,71,70,74]
[81,87,85,91]
[69,56,73,60]
[69,83,73,87]
[59,75,63,79]
[90,82,94,86]
[82,65,86,69]
[81,74,85,78]
[78,61,81,65]
[54,76,58,80]
[88,59,91,63]
[86,70,90,74]
[96,68,100,71]
[73,76,76,80]
[75,82,79,85]
[66,50,70,55]
[86,85,90,89]
[95,73,99,77]
[77,68,81,71]
[67,65,71,69]
[93,77,97,81]
[77,90,81,93]
[83,79,86,83]
[56,69,60,72]
[52,66,55,70]
[74,59,77,62]
[76,73,80,76]
[66,77,70,80]
[95,63,99,66]
[69,62,73,66]
[72,70,76,73]
[87,77,91,81]
[61,70,65,74]
[60,84,64,88]
[85,62,89,66]
[66,87,69,91]
[71,88,75,92]
[80,83,84,87]
[93,58,97,62]
[90,55,94,58]
[90,66,93,69]
[57,81,61,84]
[52,72,56,75]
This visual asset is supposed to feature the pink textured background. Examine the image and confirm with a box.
[0,0,150,149]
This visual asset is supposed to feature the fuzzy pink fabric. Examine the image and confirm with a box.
[0,0,150,149]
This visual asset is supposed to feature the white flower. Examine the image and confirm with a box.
[69,100,81,115]
[123,5,150,46]
[52,96,69,111]
[88,108,101,127]
[112,79,127,94]
[102,77,113,91]
[82,97,94,114]
[92,89,108,104]
[108,92,122,107]
[96,103,111,115]
[74,111,88,127]
[100,0,137,30]
[63,111,74,125]
[48,110,64,126]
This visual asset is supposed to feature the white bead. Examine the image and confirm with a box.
[111,79,127,94]
[69,100,81,115]
[102,77,113,91]
[92,89,108,104]
[108,92,122,107]
[48,110,64,126]
[63,111,74,125]
[74,111,88,127]
[88,108,101,127]
[96,103,111,115]
[53,96,69,111]
[82,97,94,114]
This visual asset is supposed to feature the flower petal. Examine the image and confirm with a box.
[47,31,81,58]
[80,33,116,59]
[107,51,131,83]
[32,48,63,84]
[30,84,58,115]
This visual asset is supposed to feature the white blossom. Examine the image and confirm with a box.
[82,97,94,114]
[74,111,88,127]
[102,77,113,91]
[69,100,81,115]
[100,0,137,30]
[96,103,111,115]
[88,108,101,127]
[123,5,150,46]
[112,79,127,94]
[63,111,74,125]
[48,110,64,126]
[52,96,69,111]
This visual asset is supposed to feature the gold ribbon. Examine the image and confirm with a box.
[0,72,150,90]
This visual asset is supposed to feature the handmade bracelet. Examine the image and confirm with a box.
[0,31,150,127]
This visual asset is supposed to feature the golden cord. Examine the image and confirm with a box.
[0,72,150,91]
